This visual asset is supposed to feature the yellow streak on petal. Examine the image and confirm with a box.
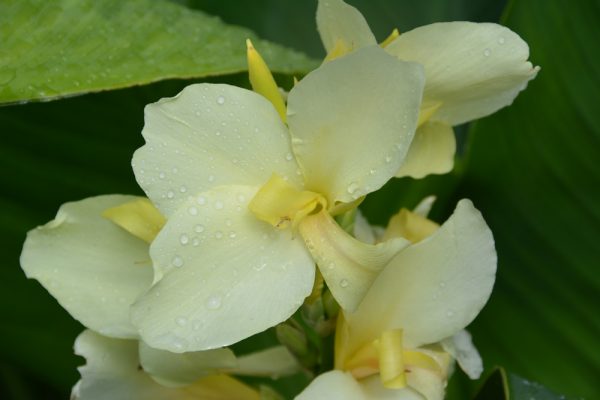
[324,38,352,62]
[403,350,443,376]
[417,101,442,127]
[246,39,287,122]
[380,28,400,48]
[345,339,380,380]
[306,269,325,304]
[382,208,440,243]
[102,198,165,243]
[379,330,407,389]
[184,374,260,400]
[249,173,327,230]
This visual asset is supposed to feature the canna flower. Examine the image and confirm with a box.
[297,199,497,399]
[72,329,292,400]
[129,44,425,352]
[20,196,299,397]
[317,0,539,178]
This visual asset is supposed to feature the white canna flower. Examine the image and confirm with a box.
[297,199,497,399]
[317,0,540,178]
[130,44,426,352]
[20,195,300,397]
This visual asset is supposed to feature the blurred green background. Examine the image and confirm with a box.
[1,0,598,398]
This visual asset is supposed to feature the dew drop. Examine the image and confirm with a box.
[179,185,187,193]
[446,310,455,317]
[206,295,222,310]
[228,231,237,239]
[285,152,293,161]
[214,231,223,239]
[339,279,349,288]
[179,234,189,245]
[214,201,224,210]
[208,175,215,182]
[158,172,165,179]
[197,196,206,205]
[216,95,225,105]
[175,316,187,326]
[483,48,491,57]
[369,169,376,175]
[194,224,205,233]
[237,194,246,203]
[346,182,359,194]
[439,281,446,288]
[172,255,184,268]
[172,167,179,174]
[385,156,392,163]
[498,36,505,44]
[167,190,175,199]
[192,238,200,246]
[188,206,198,216]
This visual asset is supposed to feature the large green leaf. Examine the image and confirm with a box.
[451,0,600,399]
[0,0,317,104]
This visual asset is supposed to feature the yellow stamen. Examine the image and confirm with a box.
[379,330,406,388]
[249,173,327,230]
[246,39,287,122]
[102,198,165,243]
[380,28,400,48]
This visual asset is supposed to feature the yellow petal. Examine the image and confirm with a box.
[379,330,406,389]
[246,39,287,122]
[395,121,456,179]
[380,28,400,48]
[102,197,165,243]
[381,208,440,243]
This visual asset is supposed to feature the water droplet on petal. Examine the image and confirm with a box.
[188,206,198,216]
[206,295,222,310]
[385,156,392,163]
[194,224,205,233]
[228,231,237,239]
[339,279,349,288]
[167,190,175,199]
[179,234,189,245]
[175,316,187,326]
[179,185,187,193]
[483,48,491,57]
[208,175,215,182]
[347,182,359,194]
[498,36,505,44]
[172,255,184,268]
[215,231,223,239]
[197,196,206,205]
[447,310,454,317]
[216,95,225,105]
[285,152,293,161]
[214,201,224,210]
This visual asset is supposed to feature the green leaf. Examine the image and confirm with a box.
[452,0,600,399]
[474,368,579,400]
[0,0,317,104]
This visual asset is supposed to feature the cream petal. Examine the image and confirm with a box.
[295,371,367,400]
[299,210,410,312]
[353,210,377,245]
[316,0,376,55]
[345,200,496,353]
[405,369,445,400]
[72,330,258,400]
[233,346,300,378]
[361,376,425,400]
[441,330,483,379]
[395,122,456,179]
[20,195,153,339]
[287,46,424,205]
[131,185,315,352]
[386,22,539,125]
[133,83,301,217]
[139,341,237,387]
[412,196,436,218]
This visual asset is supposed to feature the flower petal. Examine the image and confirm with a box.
[234,346,300,378]
[287,46,424,205]
[299,210,410,312]
[405,368,445,400]
[441,330,483,379]
[395,122,456,179]
[139,341,237,387]
[133,83,301,217]
[295,371,367,400]
[344,199,496,352]
[316,0,376,56]
[20,195,153,339]
[131,185,315,352]
[386,22,539,125]
[72,330,258,400]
